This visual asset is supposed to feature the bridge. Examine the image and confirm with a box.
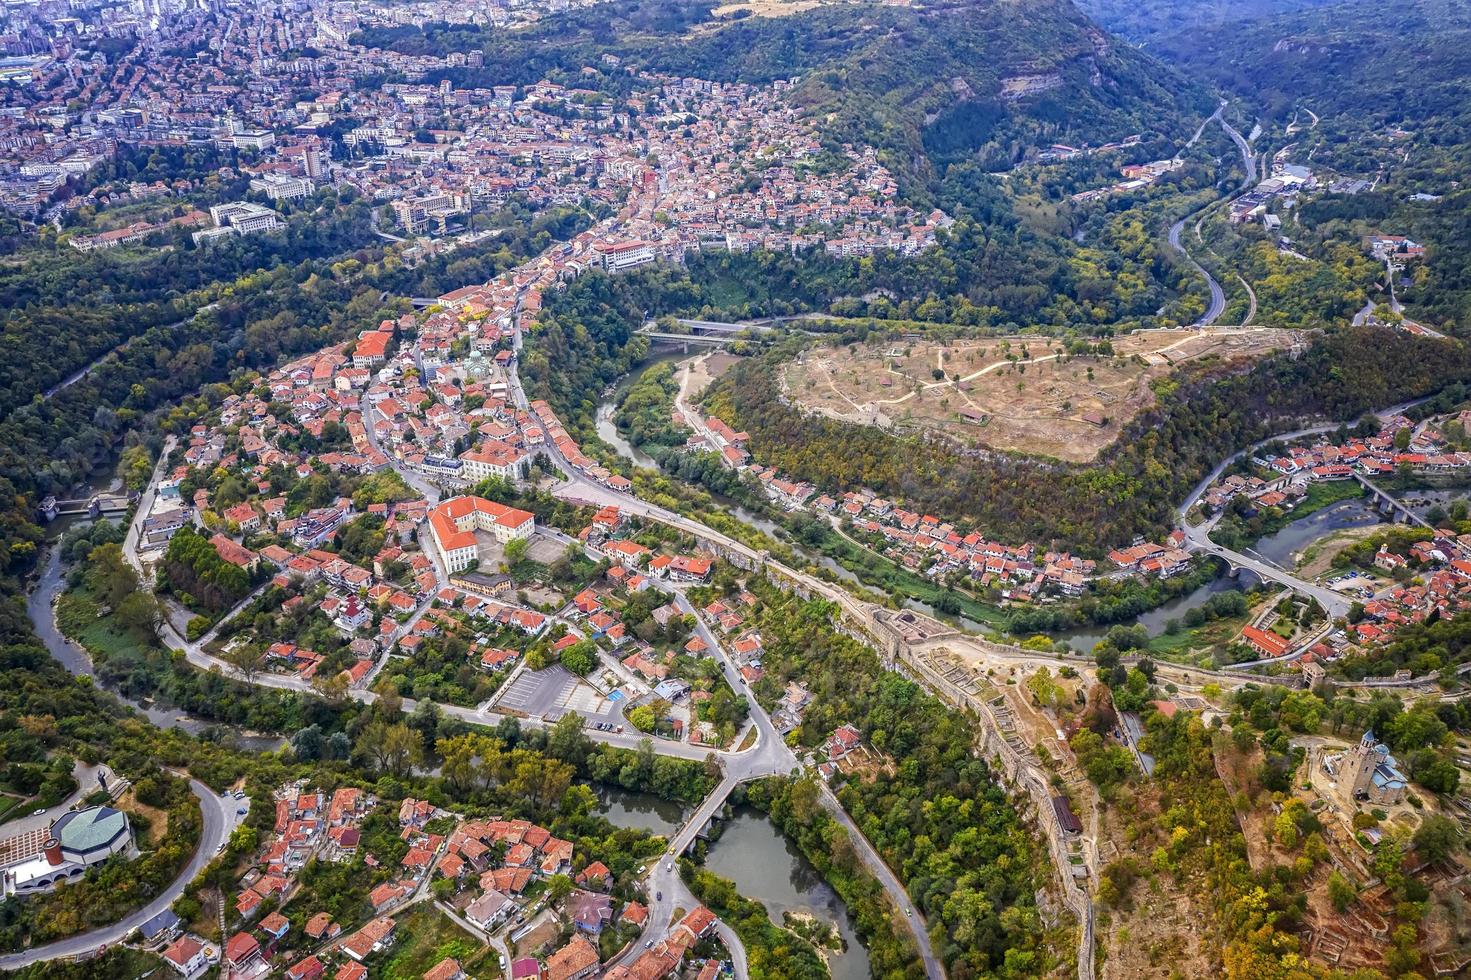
[640,331,744,350]
[1352,473,1434,528]
[1181,521,1352,620]
[635,318,778,349]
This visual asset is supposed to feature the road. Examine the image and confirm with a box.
[816,784,942,978]
[1173,394,1445,621]
[1220,116,1260,190]
[1168,215,1226,327]
[121,435,177,577]
[360,390,441,504]
[1179,521,1352,620]
[0,779,238,969]
[1,762,117,837]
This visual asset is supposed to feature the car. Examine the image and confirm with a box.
[233,790,245,799]
[655,891,662,901]
[31,808,45,816]
[237,807,247,815]
[905,908,912,917]
[638,865,647,875]
[644,941,653,949]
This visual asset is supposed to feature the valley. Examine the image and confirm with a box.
[4,2,1471,980]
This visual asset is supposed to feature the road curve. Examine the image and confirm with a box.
[1169,216,1226,327]
[0,779,233,969]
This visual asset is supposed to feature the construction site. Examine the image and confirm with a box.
[782,327,1297,462]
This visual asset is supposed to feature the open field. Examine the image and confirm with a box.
[782,327,1298,462]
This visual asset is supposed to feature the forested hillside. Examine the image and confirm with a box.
[703,328,1471,552]
[355,0,1212,198]
[1076,0,1338,45]
[1151,0,1471,128]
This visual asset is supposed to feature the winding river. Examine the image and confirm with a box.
[29,546,282,749]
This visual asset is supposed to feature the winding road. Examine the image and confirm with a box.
[1168,215,1225,327]
[0,779,239,970]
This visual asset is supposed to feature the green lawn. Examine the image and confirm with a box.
[370,905,499,980]
[0,794,26,825]
[1146,608,1254,662]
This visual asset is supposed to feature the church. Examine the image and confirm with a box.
[1337,731,1409,807]
[0,805,136,896]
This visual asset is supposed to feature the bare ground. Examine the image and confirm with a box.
[1097,785,1218,980]
[783,328,1297,462]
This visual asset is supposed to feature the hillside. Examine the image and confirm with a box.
[1150,0,1471,125]
[1075,0,1339,45]
[356,0,1212,198]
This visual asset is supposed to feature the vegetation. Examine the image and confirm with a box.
[747,777,924,979]
[704,328,1471,552]
[710,576,1054,975]
[682,861,829,980]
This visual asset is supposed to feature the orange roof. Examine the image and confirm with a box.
[428,495,534,552]
[1241,625,1290,657]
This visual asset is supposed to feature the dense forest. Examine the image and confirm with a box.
[1077,0,1339,44]
[1153,0,1471,129]
[703,327,1471,552]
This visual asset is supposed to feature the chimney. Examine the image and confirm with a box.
[43,838,62,866]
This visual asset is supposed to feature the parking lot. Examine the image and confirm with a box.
[493,665,622,726]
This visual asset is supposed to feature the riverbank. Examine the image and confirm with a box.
[1211,479,1367,552]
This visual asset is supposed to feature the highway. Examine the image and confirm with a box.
[0,779,239,969]
[1169,215,1226,326]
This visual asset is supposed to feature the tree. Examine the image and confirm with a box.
[1327,869,1357,912]
[1412,814,1460,864]
[115,591,163,639]
[547,874,574,903]
[628,705,657,732]
[548,712,590,764]
[291,725,326,761]
[560,639,597,676]
[362,720,423,777]
[223,643,269,685]
[503,537,529,567]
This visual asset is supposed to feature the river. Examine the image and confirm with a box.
[1251,497,1382,569]
[594,351,687,472]
[1051,572,1246,654]
[28,547,282,750]
[704,805,871,980]
[596,784,687,837]
[595,788,869,980]
[594,357,864,588]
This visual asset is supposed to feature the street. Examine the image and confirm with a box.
[0,779,239,970]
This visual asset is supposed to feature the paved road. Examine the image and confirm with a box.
[0,779,237,969]
[816,784,942,978]
[1220,116,1259,191]
[360,390,441,504]
[1173,393,1444,621]
[1180,523,1352,620]
[0,763,116,837]
[1169,215,1226,327]
[121,435,177,577]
